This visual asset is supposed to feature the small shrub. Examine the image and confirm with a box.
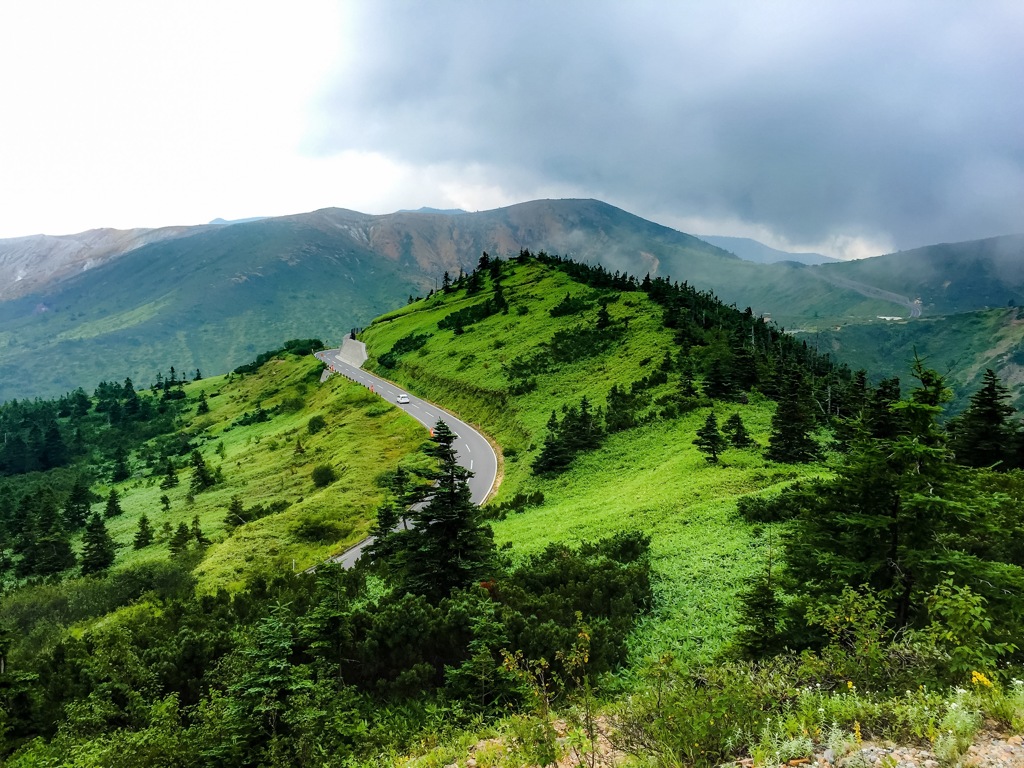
[311,464,337,488]
[307,415,327,434]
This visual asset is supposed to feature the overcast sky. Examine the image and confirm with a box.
[2,1,1022,258]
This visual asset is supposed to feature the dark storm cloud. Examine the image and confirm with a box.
[315,1,1024,251]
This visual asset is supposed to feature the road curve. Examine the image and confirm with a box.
[311,340,500,568]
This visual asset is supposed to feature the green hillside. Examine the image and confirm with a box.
[800,306,1024,412]
[0,216,426,403]
[360,253,849,662]
[2,254,1023,767]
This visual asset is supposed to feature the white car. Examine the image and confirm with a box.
[396,393,410,404]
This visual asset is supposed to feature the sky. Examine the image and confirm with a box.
[1,2,1023,258]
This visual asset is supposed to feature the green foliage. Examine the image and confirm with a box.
[385,420,496,602]
[233,339,325,374]
[766,368,820,463]
[310,464,336,488]
[80,513,115,575]
[133,513,153,550]
[378,332,431,369]
[694,410,727,463]
[548,291,593,317]
[103,488,123,518]
[724,412,755,447]
[950,368,1017,468]
[306,414,326,434]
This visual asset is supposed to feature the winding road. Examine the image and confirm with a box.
[312,339,499,568]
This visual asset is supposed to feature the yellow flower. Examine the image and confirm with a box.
[971,670,993,688]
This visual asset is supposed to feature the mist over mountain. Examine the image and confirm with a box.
[698,235,837,266]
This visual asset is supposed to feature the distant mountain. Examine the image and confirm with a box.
[4,198,1020,404]
[698,235,837,265]
[2,199,880,401]
[207,216,268,225]
[0,225,205,300]
[398,207,468,215]
[818,234,1024,315]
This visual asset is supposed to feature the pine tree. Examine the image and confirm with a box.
[734,542,782,658]
[784,361,990,630]
[191,515,210,547]
[160,458,179,490]
[160,494,171,512]
[723,412,755,448]
[169,522,191,557]
[133,513,154,549]
[952,369,1016,469]
[400,420,495,601]
[694,411,727,463]
[196,391,210,415]
[596,303,612,330]
[189,450,215,493]
[110,446,131,482]
[62,478,92,530]
[104,488,124,518]
[766,369,819,463]
[80,512,115,575]
[224,496,246,529]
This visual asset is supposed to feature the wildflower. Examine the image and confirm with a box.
[970,670,993,688]
[847,680,855,691]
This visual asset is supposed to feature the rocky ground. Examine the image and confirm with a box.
[442,724,1024,768]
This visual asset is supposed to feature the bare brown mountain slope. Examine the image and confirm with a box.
[0,224,209,300]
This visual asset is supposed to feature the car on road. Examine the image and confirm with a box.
[396,393,410,404]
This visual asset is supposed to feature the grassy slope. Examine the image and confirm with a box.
[70,354,426,592]
[361,260,830,663]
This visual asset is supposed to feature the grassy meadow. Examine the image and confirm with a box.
[65,354,427,592]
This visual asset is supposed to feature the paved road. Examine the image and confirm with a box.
[312,341,499,568]
[810,269,922,318]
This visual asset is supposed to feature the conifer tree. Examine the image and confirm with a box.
[104,488,124,518]
[169,522,191,557]
[62,478,92,530]
[703,351,738,400]
[694,411,727,463]
[783,361,996,630]
[224,496,246,529]
[189,449,215,493]
[160,494,171,513]
[196,391,210,415]
[160,459,179,490]
[734,543,782,658]
[80,512,115,575]
[110,446,131,482]
[133,513,153,549]
[400,420,495,601]
[191,515,210,547]
[723,412,755,447]
[766,368,819,463]
[952,368,1016,469]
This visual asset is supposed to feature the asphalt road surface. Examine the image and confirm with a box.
[312,341,499,568]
